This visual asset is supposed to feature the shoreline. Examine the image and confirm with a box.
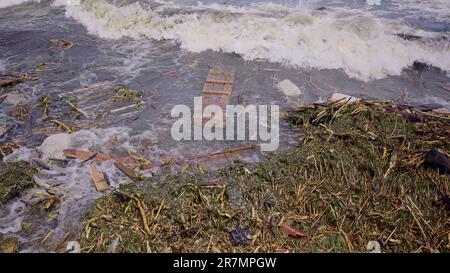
[1,98,449,253]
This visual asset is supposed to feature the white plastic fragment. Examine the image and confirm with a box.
[330,93,360,103]
[66,241,81,253]
[367,241,382,253]
[38,133,71,160]
[276,79,302,97]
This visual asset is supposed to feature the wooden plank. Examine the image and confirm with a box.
[114,161,140,182]
[202,91,231,96]
[90,163,109,192]
[206,67,235,84]
[63,149,152,169]
[202,83,232,96]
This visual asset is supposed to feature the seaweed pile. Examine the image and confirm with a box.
[78,99,449,252]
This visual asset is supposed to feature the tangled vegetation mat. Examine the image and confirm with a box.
[51,100,450,252]
[0,98,450,252]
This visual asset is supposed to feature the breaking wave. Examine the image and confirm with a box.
[0,0,39,9]
[20,1,450,80]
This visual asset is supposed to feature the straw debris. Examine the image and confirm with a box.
[79,100,449,253]
[0,161,36,207]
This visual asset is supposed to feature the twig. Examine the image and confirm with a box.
[79,153,98,166]
[187,145,256,161]
[309,74,325,93]
[53,232,70,252]
[115,190,150,234]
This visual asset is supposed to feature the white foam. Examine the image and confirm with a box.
[0,0,39,9]
[367,0,382,6]
[0,59,5,72]
[0,199,27,234]
[3,147,34,162]
[56,0,450,81]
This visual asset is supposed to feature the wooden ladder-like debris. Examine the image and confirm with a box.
[196,66,236,128]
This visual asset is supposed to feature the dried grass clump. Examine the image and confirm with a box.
[0,161,35,206]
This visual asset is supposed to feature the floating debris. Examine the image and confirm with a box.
[32,158,51,170]
[0,126,12,138]
[276,79,302,97]
[1,92,28,105]
[34,96,51,119]
[160,70,178,77]
[90,164,109,193]
[9,104,29,121]
[56,83,146,121]
[0,74,28,88]
[114,161,142,182]
[35,63,48,72]
[32,120,113,136]
[0,161,35,207]
[49,39,74,50]
[64,149,152,169]
[198,66,235,128]
[0,142,20,159]
[330,92,360,103]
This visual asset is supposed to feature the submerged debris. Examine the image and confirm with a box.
[2,92,28,105]
[49,39,75,50]
[9,104,29,121]
[0,74,28,88]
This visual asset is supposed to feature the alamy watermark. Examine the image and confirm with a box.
[170,97,279,152]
